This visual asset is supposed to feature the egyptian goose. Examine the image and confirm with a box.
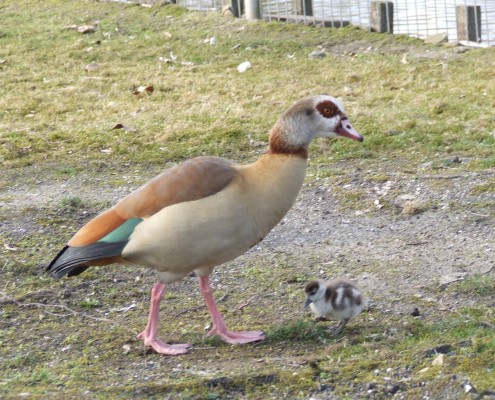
[304,278,368,334]
[47,95,363,355]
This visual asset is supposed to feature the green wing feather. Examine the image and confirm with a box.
[98,218,143,243]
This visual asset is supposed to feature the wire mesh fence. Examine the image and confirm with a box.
[123,0,495,46]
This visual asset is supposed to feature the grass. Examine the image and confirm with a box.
[451,274,495,297]
[1,0,495,399]
[1,1,495,171]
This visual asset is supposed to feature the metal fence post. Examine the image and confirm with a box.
[292,0,313,17]
[370,1,394,33]
[227,0,242,17]
[245,0,260,20]
[456,5,482,43]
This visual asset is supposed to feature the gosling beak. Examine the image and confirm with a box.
[304,297,313,308]
[336,117,363,142]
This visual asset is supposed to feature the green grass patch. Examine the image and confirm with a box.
[451,274,495,297]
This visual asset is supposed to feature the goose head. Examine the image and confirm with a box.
[304,279,326,308]
[269,95,363,157]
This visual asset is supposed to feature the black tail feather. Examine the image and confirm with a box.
[47,241,128,278]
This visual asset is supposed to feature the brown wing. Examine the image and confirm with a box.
[68,156,238,246]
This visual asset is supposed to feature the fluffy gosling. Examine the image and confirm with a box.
[304,278,368,334]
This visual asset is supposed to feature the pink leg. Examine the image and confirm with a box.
[137,281,191,355]
[199,275,265,344]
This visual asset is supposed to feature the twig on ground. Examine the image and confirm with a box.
[0,290,128,327]
[237,295,257,311]
[416,175,462,180]
[174,304,206,317]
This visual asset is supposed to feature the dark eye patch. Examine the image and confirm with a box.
[316,100,338,118]
[305,280,320,295]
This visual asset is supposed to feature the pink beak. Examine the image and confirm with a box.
[336,117,363,142]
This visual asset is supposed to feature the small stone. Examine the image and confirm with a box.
[394,194,416,208]
[432,354,444,366]
[424,32,448,46]
[237,61,251,73]
[455,46,471,54]
[316,383,334,392]
[401,200,425,215]
[444,41,459,47]
[85,62,100,72]
[440,272,467,286]
[385,384,400,394]
[309,50,326,59]
[78,25,96,34]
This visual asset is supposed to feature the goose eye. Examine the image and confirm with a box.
[316,101,338,118]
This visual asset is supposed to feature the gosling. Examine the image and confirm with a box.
[304,278,368,334]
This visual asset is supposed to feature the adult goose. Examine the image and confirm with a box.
[47,95,363,355]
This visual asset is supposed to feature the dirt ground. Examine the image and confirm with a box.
[4,156,494,304]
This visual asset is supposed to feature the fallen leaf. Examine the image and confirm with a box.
[116,304,137,312]
[111,123,136,132]
[133,85,154,96]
